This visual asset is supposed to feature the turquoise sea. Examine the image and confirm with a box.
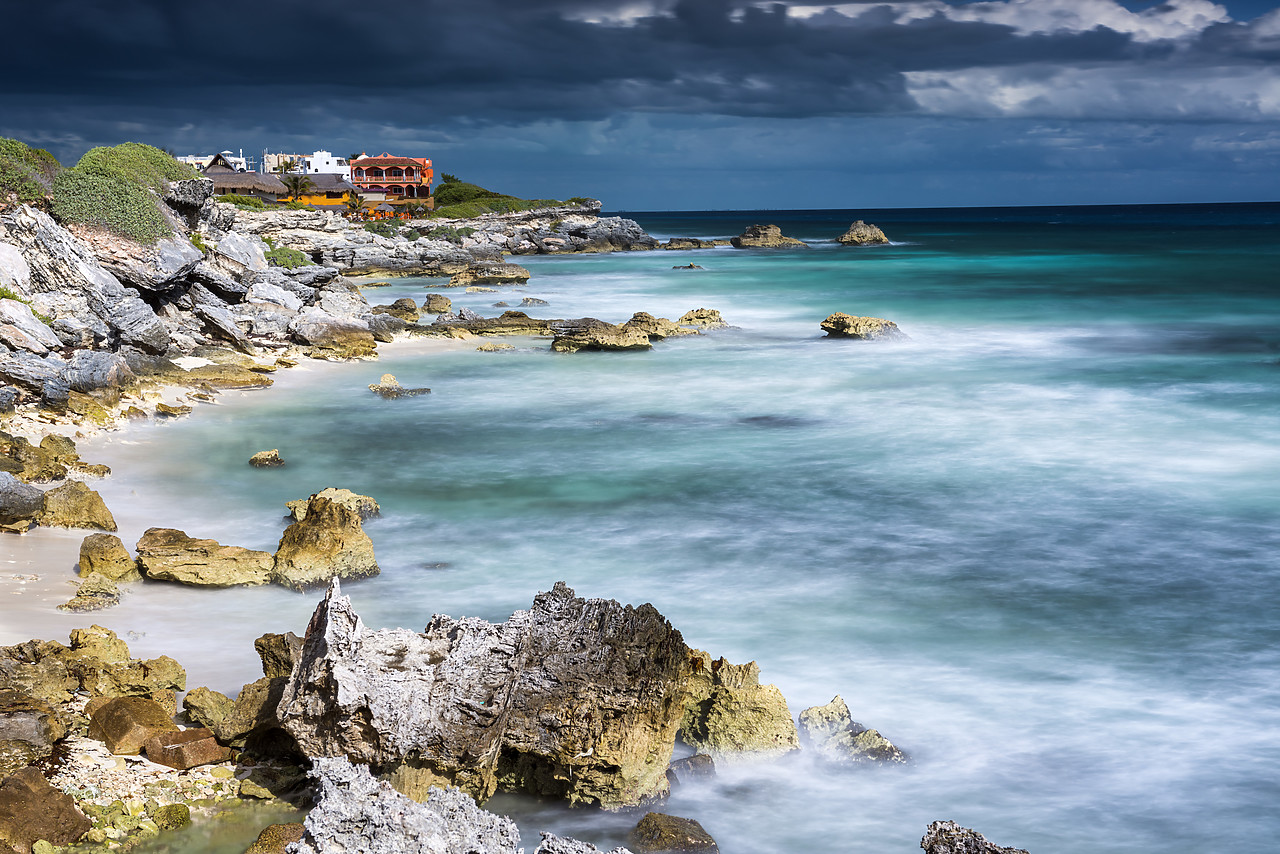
[86,203,1280,853]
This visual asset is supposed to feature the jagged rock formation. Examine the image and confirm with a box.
[271,495,379,591]
[78,533,140,581]
[797,695,908,765]
[285,488,380,523]
[837,220,889,246]
[277,580,692,809]
[730,224,807,249]
[679,653,799,763]
[57,572,121,612]
[622,313,698,342]
[920,821,1030,854]
[447,262,531,288]
[820,313,907,340]
[368,373,430,399]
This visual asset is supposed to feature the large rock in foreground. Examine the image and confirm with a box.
[679,653,798,763]
[836,220,889,246]
[0,766,92,853]
[921,820,1030,854]
[730,224,806,249]
[0,689,66,777]
[277,580,691,808]
[271,496,378,591]
[820,313,907,341]
[135,528,274,587]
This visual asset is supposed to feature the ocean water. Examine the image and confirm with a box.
[80,203,1280,853]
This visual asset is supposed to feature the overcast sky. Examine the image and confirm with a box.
[3,0,1279,209]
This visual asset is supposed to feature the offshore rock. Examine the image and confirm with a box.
[290,757,524,854]
[423,294,452,314]
[277,580,691,808]
[249,449,285,468]
[0,766,92,853]
[433,309,553,337]
[820,313,907,341]
[677,309,727,330]
[37,480,118,531]
[447,262,531,288]
[0,689,66,778]
[78,533,140,581]
[271,496,379,591]
[837,220,889,246]
[679,653,799,763]
[730,224,806,249]
[798,695,908,765]
[628,813,719,853]
[551,321,652,353]
[286,488,380,523]
[372,297,421,322]
[135,527,274,587]
[662,238,718,250]
[368,373,431,399]
[57,572,121,612]
[921,820,1030,854]
[622,312,697,342]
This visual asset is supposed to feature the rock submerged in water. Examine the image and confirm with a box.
[730,224,807,249]
[368,373,430,399]
[628,813,719,853]
[550,320,653,353]
[921,820,1030,854]
[135,527,274,587]
[57,572,121,612]
[820,313,907,340]
[271,495,379,591]
[798,695,908,765]
[836,220,889,246]
[249,448,285,468]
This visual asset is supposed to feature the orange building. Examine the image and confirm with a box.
[350,152,433,201]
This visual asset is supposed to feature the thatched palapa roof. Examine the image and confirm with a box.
[206,165,287,195]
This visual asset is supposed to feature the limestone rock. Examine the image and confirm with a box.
[667,754,715,785]
[820,313,906,340]
[662,238,718,250]
[0,690,65,778]
[151,803,191,831]
[422,294,452,314]
[277,579,691,809]
[623,312,696,341]
[520,297,549,307]
[672,263,702,270]
[254,632,303,680]
[368,373,430,399]
[477,342,515,352]
[142,727,231,770]
[628,813,719,853]
[677,309,727,330]
[38,481,117,531]
[730,224,806,249]
[212,676,288,750]
[57,572,120,612]
[837,220,889,246]
[286,488,380,523]
[245,822,306,854]
[135,527,274,587]
[272,497,379,591]
[290,310,376,359]
[181,686,233,731]
[87,696,179,755]
[0,300,58,352]
[798,695,908,765]
[433,309,553,337]
[447,262,531,289]
[679,653,799,763]
[372,298,421,322]
[551,321,652,353]
[0,766,92,853]
[249,449,285,468]
[536,834,633,854]
[921,821,1030,854]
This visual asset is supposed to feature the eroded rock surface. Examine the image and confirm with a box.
[921,820,1030,854]
[798,695,908,765]
[135,528,274,587]
[272,496,379,591]
[837,220,889,246]
[820,313,906,340]
[730,224,806,249]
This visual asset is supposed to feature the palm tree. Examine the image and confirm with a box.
[344,190,366,218]
[274,157,300,174]
[281,173,315,201]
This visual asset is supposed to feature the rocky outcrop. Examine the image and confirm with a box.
[249,448,285,468]
[551,320,653,353]
[57,573,121,612]
[271,496,379,591]
[836,220,889,246]
[622,312,698,342]
[0,689,66,777]
[730,224,806,249]
[37,480,117,530]
[0,473,42,530]
[371,298,421,322]
[628,813,719,853]
[679,653,798,763]
[662,238,723,250]
[0,765,92,853]
[1,626,183,708]
[78,533,140,581]
[423,294,452,314]
[420,203,658,257]
[820,313,907,340]
[433,309,554,337]
[446,262,531,289]
[277,580,692,809]
[920,821,1030,854]
[797,695,907,765]
[180,686,233,731]
[135,527,274,587]
[676,309,728,330]
[368,373,430,399]
[285,488,380,523]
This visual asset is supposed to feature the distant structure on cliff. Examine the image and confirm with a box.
[350,152,433,201]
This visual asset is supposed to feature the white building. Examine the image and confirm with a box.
[302,151,351,175]
[178,150,251,172]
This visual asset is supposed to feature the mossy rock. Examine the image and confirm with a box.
[150,803,191,831]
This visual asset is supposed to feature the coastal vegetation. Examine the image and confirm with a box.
[0,138,61,205]
[51,142,198,243]
[216,193,266,210]
[429,174,576,218]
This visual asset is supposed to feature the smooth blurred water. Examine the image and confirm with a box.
[82,203,1280,853]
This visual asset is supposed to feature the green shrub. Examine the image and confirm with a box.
[0,138,62,205]
[432,180,504,207]
[264,247,313,269]
[51,142,198,243]
[424,225,476,244]
[190,232,208,254]
[281,200,308,210]
[430,197,564,219]
[0,286,54,325]
[567,197,595,206]
[216,193,266,210]
[405,229,420,242]
[363,220,398,238]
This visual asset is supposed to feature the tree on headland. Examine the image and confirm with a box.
[281,173,315,202]
[344,190,366,217]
